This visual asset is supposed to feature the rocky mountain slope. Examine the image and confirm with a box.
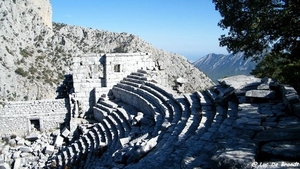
[0,0,214,103]
[193,53,258,82]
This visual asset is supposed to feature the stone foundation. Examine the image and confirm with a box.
[0,99,69,136]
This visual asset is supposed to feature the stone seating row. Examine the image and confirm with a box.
[50,125,103,168]
[49,104,134,168]
[123,92,204,169]
[121,77,175,124]
[114,83,170,132]
[120,76,188,140]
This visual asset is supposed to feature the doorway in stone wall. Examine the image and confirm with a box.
[30,119,40,131]
[114,64,121,72]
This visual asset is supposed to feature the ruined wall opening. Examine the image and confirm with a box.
[114,64,121,72]
[30,119,40,131]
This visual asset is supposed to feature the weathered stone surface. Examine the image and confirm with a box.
[25,133,41,142]
[261,141,300,161]
[44,145,54,155]
[13,158,21,169]
[54,135,64,147]
[19,146,33,153]
[293,103,300,118]
[61,127,70,138]
[245,90,276,99]
[254,127,300,142]
[0,163,11,169]
[218,75,261,90]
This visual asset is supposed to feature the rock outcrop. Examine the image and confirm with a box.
[0,0,213,103]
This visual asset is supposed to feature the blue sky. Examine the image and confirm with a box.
[50,0,228,61]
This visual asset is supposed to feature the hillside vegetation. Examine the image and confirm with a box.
[0,0,214,102]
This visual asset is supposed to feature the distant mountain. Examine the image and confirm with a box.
[193,53,258,82]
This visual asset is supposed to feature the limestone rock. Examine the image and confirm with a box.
[0,163,10,169]
[18,146,33,153]
[44,145,54,155]
[245,90,276,99]
[217,75,261,90]
[54,135,64,147]
[25,133,41,142]
[0,0,214,102]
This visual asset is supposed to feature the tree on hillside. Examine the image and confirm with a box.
[212,0,300,91]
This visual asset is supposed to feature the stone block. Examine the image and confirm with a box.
[54,135,64,147]
[281,85,297,96]
[44,145,54,155]
[119,137,131,148]
[25,133,41,141]
[283,93,300,105]
[217,75,261,89]
[293,103,300,118]
[0,163,11,169]
[245,90,276,99]
[13,158,21,169]
[19,146,33,153]
[61,127,70,138]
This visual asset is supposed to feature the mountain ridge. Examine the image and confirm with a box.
[193,52,258,82]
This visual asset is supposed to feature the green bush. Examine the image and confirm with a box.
[29,66,38,74]
[15,67,28,77]
[19,48,32,58]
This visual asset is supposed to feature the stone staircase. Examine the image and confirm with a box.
[47,72,300,169]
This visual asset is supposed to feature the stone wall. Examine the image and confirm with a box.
[0,99,69,136]
[71,53,155,114]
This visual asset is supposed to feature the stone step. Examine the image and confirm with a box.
[116,108,132,132]
[95,103,115,114]
[137,69,148,74]
[144,81,175,98]
[56,155,63,168]
[140,85,174,122]
[112,86,156,119]
[62,151,69,166]
[131,71,146,77]
[196,91,213,106]
[66,146,75,164]
[110,112,126,138]
[173,97,191,137]
[127,74,147,81]
[117,83,164,109]
[98,99,119,109]
[123,77,145,84]
[97,122,112,146]
[121,80,142,88]
[108,113,124,138]
[227,101,238,117]
[103,118,118,147]
[86,131,97,151]
[93,106,107,122]
[93,123,106,143]
[121,79,172,123]
[177,93,202,141]
[206,89,218,102]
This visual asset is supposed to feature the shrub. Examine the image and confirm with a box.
[15,67,28,77]
[113,46,127,53]
[29,66,38,74]
[5,46,13,55]
[19,48,32,57]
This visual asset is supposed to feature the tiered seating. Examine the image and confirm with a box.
[49,69,235,169]
[113,74,171,136]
